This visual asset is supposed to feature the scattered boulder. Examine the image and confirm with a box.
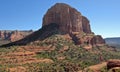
[107,59,120,70]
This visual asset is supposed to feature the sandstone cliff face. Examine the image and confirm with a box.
[0,30,33,42]
[43,3,91,34]
[82,16,91,33]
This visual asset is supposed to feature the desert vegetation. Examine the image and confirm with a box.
[0,34,120,72]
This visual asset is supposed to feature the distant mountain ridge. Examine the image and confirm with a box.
[105,37,120,47]
[0,30,33,45]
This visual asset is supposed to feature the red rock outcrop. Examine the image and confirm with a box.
[10,30,26,42]
[90,35,105,46]
[43,3,91,34]
[70,33,105,48]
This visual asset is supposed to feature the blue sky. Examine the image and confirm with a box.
[0,0,120,38]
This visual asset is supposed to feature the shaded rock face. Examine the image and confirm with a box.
[43,3,91,34]
[0,30,33,42]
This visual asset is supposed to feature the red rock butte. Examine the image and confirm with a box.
[43,3,91,34]
[42,3,105,47]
